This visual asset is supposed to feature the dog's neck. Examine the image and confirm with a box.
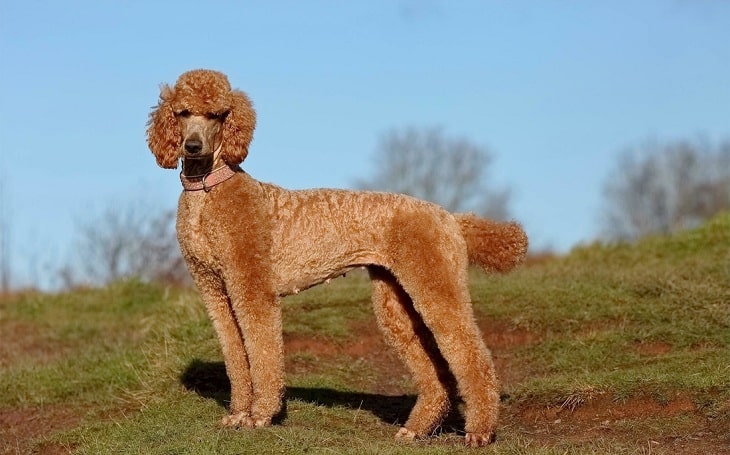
[181,155,217,177]
[179,160,239,192]
[179,144,239,192]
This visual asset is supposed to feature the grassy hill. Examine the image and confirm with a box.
[1,214,728,454]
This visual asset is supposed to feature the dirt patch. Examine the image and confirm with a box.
[285,317,538,357]
[509,393,730,454]
[634,340,673,356]
[0,405,80,455]
[285,318,411,395]
[284,316,540,391]
[479,319,539,350]
[516,394,696,424]
[284,316,541,397]
[285,321,388,359]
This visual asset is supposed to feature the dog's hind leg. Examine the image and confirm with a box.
[369,266,453,440]
[386,212,500,446]
[398,270,500,446]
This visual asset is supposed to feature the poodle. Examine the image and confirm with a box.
[146,69,528,447]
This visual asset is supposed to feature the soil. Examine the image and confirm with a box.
[0,406,78,455]
[3,313,728,454]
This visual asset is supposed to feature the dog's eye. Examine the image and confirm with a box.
[206,111,228,120]
[175,109,191,118]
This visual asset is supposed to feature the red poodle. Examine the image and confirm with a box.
[147,69,528,447]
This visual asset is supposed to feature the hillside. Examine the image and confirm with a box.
[1,214,728,454]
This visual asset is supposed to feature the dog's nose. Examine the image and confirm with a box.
[184,139,203,154]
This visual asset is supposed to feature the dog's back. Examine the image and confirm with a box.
[259,181,527,296]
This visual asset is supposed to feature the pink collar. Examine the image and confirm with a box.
[180,165,239,192]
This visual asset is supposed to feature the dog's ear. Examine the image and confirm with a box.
[220,89,256,166]
[146,84,181,169]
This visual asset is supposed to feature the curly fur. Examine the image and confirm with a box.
[147,69,528,447]
[147,71,255,168]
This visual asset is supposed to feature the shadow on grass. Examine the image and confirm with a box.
[180,359,465,431]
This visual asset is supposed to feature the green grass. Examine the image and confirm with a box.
[1,213,728,454]
[282,274,373,339]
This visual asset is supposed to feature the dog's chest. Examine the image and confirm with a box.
[177,193,215,264]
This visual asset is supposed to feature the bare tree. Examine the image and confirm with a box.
[62,200,189,287]
[355,126,511,219]
[601,137,730,241]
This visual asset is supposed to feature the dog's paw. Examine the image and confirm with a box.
[252,417,271,428]
[220,411,254,429]
[394,427,417,441]
[464,432,495,447]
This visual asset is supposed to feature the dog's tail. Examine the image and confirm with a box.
[455,213,528,273]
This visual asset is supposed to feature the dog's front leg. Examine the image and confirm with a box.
[227,286,285,427]
[204,180,285,427]
[188,267,255,427]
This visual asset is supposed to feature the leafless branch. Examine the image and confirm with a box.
[602,137,730,241]
[355,126,511,219]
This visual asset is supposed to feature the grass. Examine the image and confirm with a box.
[1,213,728,454]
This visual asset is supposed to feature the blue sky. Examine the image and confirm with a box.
[1,1,728,289]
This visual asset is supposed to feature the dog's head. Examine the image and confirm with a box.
[146,69,256,169]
